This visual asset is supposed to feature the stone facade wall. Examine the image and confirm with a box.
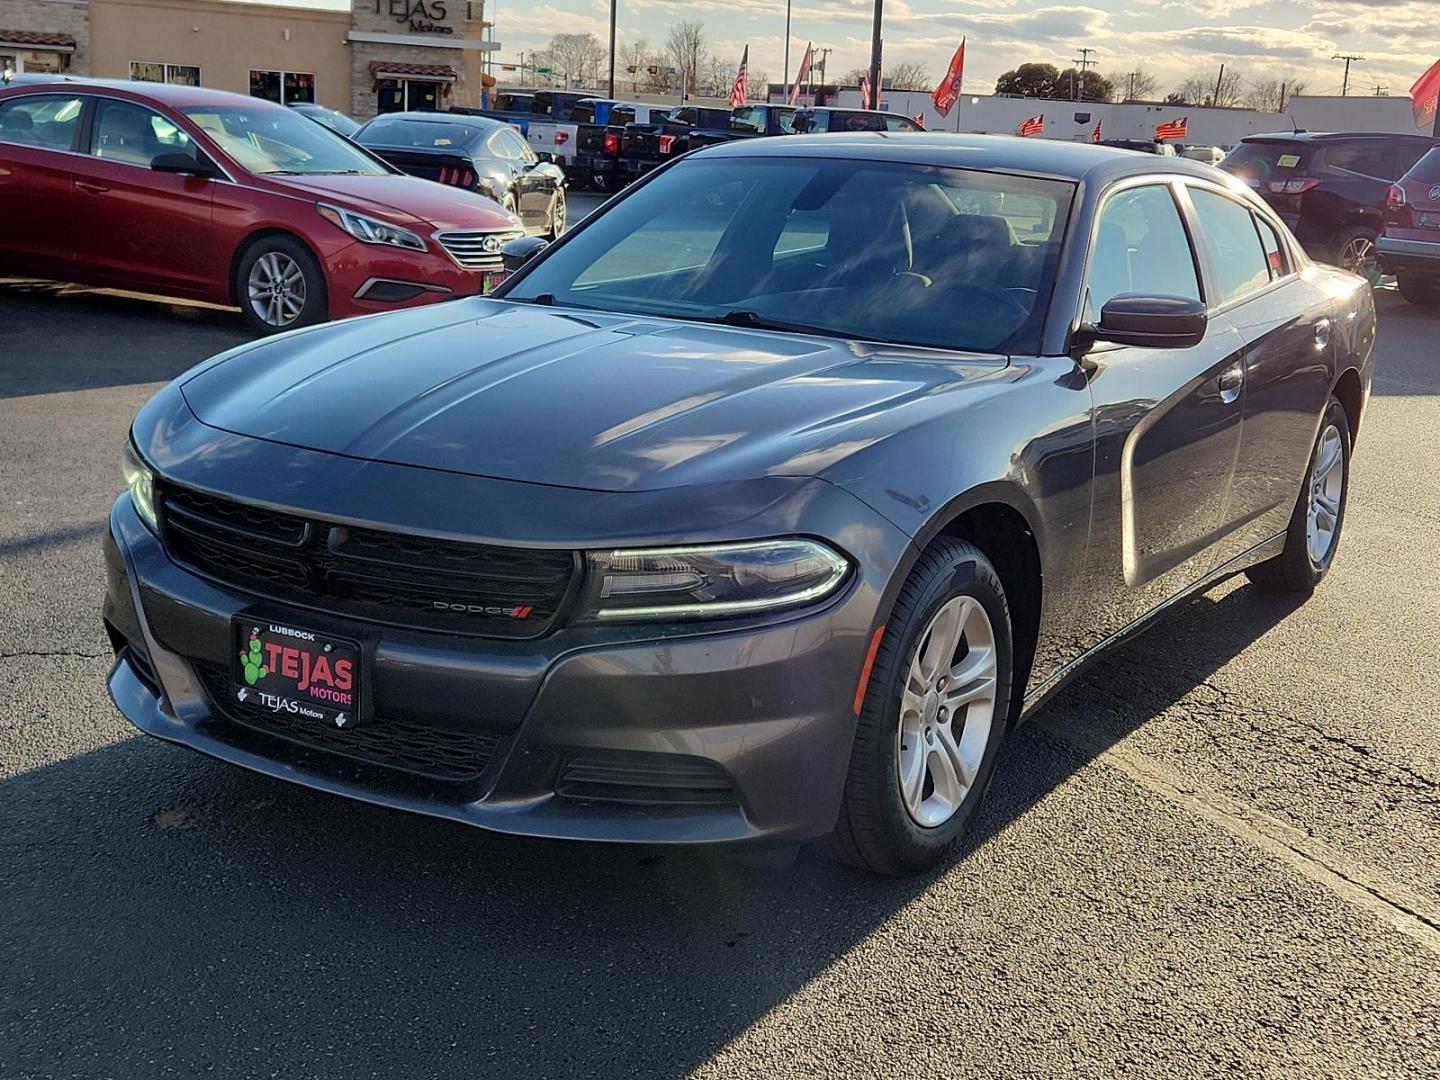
[349,0,476,120]
[5,0,91,74]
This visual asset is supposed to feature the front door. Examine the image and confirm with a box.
[1081,181,1248,638]
[67,96,219,297]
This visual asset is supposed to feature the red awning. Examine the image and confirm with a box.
[368,60,457,83]
[0,30,78,50]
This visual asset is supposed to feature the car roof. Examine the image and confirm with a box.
[696,132,1221,183]
[368,110,505,129]
[0,77,283,110]
[1240,130,1436,144]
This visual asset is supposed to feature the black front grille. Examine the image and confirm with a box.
[556,753,736,806]
[197,665,499,783]
[160,485,577,638]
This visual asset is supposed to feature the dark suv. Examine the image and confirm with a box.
[1221,131,1436,274]
[1379,145,1440,306]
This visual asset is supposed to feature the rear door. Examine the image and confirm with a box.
[1185,184,1336,556]
[66,95,219,297]
[1081,180,1249,633]
[0,91,87,276]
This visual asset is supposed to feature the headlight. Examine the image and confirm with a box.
[317,202,426,251]
[122,439,158,533]
[579,539,849,622]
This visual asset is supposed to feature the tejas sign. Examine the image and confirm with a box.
[374,0,453,35]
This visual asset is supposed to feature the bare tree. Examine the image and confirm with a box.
[620,39,649,94]
[543,32,606,89]
[886,61,931,91]
[1243,76,1307,111]
[1113,66,1158,101]
[665,20,706,97]
[1213,68,1244,108]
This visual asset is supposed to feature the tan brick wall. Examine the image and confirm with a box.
[4,0,91,73]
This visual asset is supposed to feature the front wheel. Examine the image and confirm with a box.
[236,235,327,335]
[1246,397,1351,593]
[1396,270,1440,307]
[825,537,1013,877]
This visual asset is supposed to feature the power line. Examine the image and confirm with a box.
[1332,53,1365,97]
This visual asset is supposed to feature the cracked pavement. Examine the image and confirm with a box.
[1,274,1438,1079]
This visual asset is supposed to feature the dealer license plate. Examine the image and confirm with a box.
[482,271,507,294]
[232,618,361,730]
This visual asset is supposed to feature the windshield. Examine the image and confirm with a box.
[184,105,388,175]
[357,117,482,149]
[504,157,1074,354]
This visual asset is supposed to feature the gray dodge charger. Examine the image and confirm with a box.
[105,134,1375,875]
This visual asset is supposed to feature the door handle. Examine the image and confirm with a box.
[74,179,109,194]
[1218,362,1244,404]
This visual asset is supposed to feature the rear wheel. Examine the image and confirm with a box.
[1396,270,1440,307]
[1332,225,1379,280]
[547,189,567,239]
[1246,397,1351,593]
[235,235,327,335]
[826,538,1013,877]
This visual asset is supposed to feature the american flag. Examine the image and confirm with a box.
[1091,117,1103,143]
[1155,116,1188,141]
[788,43,812,106]
[1017,113,1044,137]
[729,46,748,107]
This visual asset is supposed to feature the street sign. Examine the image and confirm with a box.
[535,66,552,74]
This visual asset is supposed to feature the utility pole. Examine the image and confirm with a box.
[783,0,792,87]
[816,46,832,97]
[1072,47,1096,100]
[607,0,616,98]
[1333,53,1365,97]
[1372,83,1388,96]
[1278,79,1286,112]
[866,0,883,114]
[1211,62,1225,107]
[1125,71,1135,102]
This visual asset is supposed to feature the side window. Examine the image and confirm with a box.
[1255,215,1290,279]
[1322,141,1392,181]
[1088,184,1201,317]
[92,98,192,166]
[0,94,84,150]
[1188,188,1271,303]
[884,115,919,131]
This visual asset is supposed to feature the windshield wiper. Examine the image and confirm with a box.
[687,309,853,340]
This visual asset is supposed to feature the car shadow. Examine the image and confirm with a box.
[0,277,253,399]
[1,578,1305,1078]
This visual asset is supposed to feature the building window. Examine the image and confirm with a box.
[130,61,201,86]
[376,79,443,113]
[249,70,316,105]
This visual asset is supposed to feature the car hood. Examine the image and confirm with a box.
[266,172,518,231]
[180,300,1008,492]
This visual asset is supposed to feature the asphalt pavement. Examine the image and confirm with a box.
[2,249,1438,1078]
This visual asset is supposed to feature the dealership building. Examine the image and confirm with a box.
[2,0,498,118]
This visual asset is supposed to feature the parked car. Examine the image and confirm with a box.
[0,81,524,332]
[1378,146,1440,306]
[1221,131,1437,275]
[287,102,361,139]
[1180,145,1226,166]
[106,134,1373,876]
[620,105,735,179]
[571,99,660,190]
[354,111,566,239]
[791,107,924,133]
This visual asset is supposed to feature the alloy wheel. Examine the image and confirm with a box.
[896,595,998,828]
[551,193,567,236]
[1306,423,1344,566]
[1339,235,1378,279]
[246,252,307,328]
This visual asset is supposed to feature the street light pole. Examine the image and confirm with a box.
[866,0,883,111]
[607,0,617,98]
[783,0,792,88]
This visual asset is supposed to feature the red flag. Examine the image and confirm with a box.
[788,43,812,106]
[729,45,749,107]
[913,112,926,128]
[1017,113,1044,137]
[1155,116,1188,141]
[1091,117,1103,143]
[931,38,966,118]
[1411,59,1440,130]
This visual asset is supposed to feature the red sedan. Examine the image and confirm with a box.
[0,80,524,332]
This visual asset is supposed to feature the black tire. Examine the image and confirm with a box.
[1331,225,1379,278]
[235,234,327,335]
[1396,270,1440,307]
[1246,396,1351,593]
[826,537,1014,877]
[547,189,567,240]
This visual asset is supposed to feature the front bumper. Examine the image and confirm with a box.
[323,240,500,322]
[104,475,907,846]
[1377,235,1440,273]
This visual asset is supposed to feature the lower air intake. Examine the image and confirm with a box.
[556,752,736,806]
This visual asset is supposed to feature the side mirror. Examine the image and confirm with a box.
[151,151,213,178]
[501,234,549,273]
[1093,294,1207,349]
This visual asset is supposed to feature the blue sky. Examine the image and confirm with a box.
[297,0,1439,97]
